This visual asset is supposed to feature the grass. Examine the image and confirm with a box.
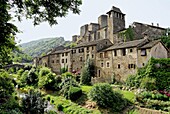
[81,85,92,93]
[44,93,101,114]
[116,89,135,103]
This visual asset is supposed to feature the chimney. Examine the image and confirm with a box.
[157,23,159,27]
[151,23,154,26]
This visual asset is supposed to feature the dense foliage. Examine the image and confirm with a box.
[88,83,127,111]
[136,91,170,112]
[21,90,47,114]
[126,58,170,90]
[0,70,14,98]
[80,59,94,85]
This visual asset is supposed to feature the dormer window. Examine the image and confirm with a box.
[141,49,147,56]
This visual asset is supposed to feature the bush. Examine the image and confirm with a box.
[57,104,63,111]
[69,87,82,101]
[140,77,156,91]
[0,70,14,98]
[38,67,58,90]
[88,83,127,111]
[21,90,47,114]
[60,77,80,100]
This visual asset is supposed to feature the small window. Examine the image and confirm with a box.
[62,59,64,63]
[87,47,89,50]
[92,46,94,50]
[104,52,108,58]
[92,54,94,58]
[106,41,107,45]
[98,70,101,77]
[65,52,68,56]
[101,63,104,67]
[52,60,54,63]
[118,64,120,69]
[62,53,64,57]
[143,63,145,66]
[122,49,126,56]
[66,59,67,63]
[56,60,59,63]
[80,57,83,62]
[128,64,131,69]
[130,49,133,53]
[100,53,103,58]
[107,62,110,67]
[141,49,147,56]
[114,50,117,56]
[57,54,59,57]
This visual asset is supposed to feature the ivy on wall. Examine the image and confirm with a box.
[118,26,134,42]
[126,58,170,90]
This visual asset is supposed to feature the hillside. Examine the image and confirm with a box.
[20,37,71,57]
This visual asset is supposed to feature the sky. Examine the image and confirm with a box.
[14,0,170,44]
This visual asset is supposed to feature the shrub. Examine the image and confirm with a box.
[57,104,63,111]
[0,70,14,98]
[38,67,58,90]
[68,87,82,101]
[17,68,24,76]
[140,77,156,91]
[60,77,80,100]
[21,90,47,114]
[88,83,127,111]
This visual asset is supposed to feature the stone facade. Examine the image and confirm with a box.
[34,6,169,83]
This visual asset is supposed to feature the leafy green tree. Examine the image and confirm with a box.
[80,59,94,85]
[0,0,82,65]
[0,70,14,98]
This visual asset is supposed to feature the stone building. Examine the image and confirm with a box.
[34,5,169,83]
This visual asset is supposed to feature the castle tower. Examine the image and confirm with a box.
[107,6,125,43]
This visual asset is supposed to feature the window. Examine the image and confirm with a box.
[92,54,94,58]
[128,64,131,69]
[107,62,110,67]
[114,50,117,56]
[87,47,89,50]
[56,54,59,57]
[66,59,67,63]
[100,53,103,58]
[62,53,64,57]
[143,63,145,66]
[72,50,76,54]
[141,49,147,56]
[92,46,94,50]
[129,49,133,53]
[62,59,64,63]
[118,64,120,69]
[65,52,68,56]
[122,49,126,56]
[101,63,104,67]
[80,57,83,62]
[52,60,54,63]
[98,70,101,77]
[56,60,59,63]
[128,64,136,69]
[98,32,100,39]
[104,52,108,58]
[87,54,89,59]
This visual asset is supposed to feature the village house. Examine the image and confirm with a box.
[34,5,169,83]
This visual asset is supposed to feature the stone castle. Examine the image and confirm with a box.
[34,6,169,83]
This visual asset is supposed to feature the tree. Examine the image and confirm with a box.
[0,0,82,65]
[80,59,94,85]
